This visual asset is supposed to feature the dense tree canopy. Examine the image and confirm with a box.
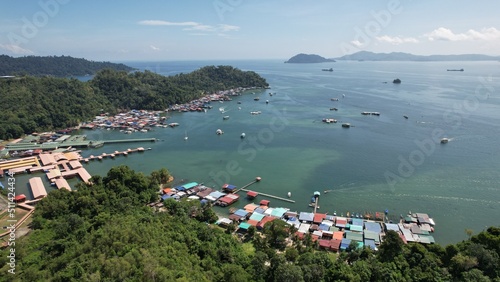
[0,55,133,76]
[0,66,269,140]
[1,165,499,281]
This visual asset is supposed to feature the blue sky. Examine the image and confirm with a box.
[1,0,499,61]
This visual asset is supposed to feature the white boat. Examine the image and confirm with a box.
[184,131,188,141]
[240,133,246,138]
[223,116,230,120]
[287,192,291,198]
[250,111,261,115]
[216,129,224,135]
[440,138,449,144]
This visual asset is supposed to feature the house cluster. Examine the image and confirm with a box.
[168,87,261,112]
[219,207,436,251]
[81,110,166,132]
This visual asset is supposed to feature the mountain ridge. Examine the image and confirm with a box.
[334,51,500,61]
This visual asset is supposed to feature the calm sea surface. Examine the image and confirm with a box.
[10,60,500,245]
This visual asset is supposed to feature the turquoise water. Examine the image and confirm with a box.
[11,60,500,245]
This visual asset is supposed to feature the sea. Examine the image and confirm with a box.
[9,60,500,245]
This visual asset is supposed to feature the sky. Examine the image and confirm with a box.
[1,0,500,61]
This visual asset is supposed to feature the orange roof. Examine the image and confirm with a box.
[29,177,47,199]
[163,188,172,194]
[247,219,259,226]
[54,178,71,191]
[333,231,344,240]
[313,213,327,223]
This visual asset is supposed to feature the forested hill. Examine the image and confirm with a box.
[0,55,134,76]
[0,66,269,139]
[1,165,499,281]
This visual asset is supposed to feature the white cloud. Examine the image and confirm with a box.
[350,40,363,47]
[139,20,239,35]
[376,35,419,45]
[425,27,500,41]
[150,45,160,51]
[138,20,198,27]
[0,44,34,54]
[218,24,239,32]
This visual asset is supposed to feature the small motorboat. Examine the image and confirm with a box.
[216,129,224,135]
[403,115,408,119]
[440,138,449,144]
[240,133,246,138]
[287,192,291,198]
[223,116,230,120]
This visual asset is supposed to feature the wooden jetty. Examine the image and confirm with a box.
[84,147,147,161]
[235,177,296,203]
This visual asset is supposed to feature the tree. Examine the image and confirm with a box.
[377,230,405,262]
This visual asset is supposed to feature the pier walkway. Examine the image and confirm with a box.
[235,179,296,203]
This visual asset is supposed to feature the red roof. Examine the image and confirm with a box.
[247,191,258,198]
[257,216,275,229]
[329,239,342,251]
[313,213,327,223]
[14,194,26,202]
[319,239,331,248]
[247,219,259,226]
[259,199,270,206]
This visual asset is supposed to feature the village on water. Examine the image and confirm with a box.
[0,88,437,252]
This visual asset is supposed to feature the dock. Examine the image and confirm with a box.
[235,179,296,203]
[4,138,156,151]
[84,147,147,162]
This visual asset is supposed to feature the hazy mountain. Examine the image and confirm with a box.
[285,53,336,63]
[335,51,500,61]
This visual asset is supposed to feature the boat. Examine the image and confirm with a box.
[322,68,333,72]
[331,98,339,101]
[240,133,246,138]
[440,138,449,144]
[330,108,338,111]
[216,129,224,135]
[403,115,409,119]
[447,68,464,71]
[287,192,291,198]
[254,97,260,101]
[266,100,269,104]
[250,111,261,115]
[223,116,230,120]
[184,131,188,141]
[322,118,337,124]
[237,101,242,104]
[342,123,351,128]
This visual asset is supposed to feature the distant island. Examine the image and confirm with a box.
[0,55,134,76]
[335,51,500,61]
[285,53,336,63]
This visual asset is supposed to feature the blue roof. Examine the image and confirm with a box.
[351,218,364,226]
[161,194,172,201]
[364,222,382,233]
[364,239,377,250]
[254,207,266,214]
[340,238,351,250]
[299,212,314,222]
[319,224,330,231]
[222,184,237,190]
[385,223,400,232]
[234,209,249,217]
[208,191,226,199]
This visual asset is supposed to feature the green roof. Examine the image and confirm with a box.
[238,222,251,230]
